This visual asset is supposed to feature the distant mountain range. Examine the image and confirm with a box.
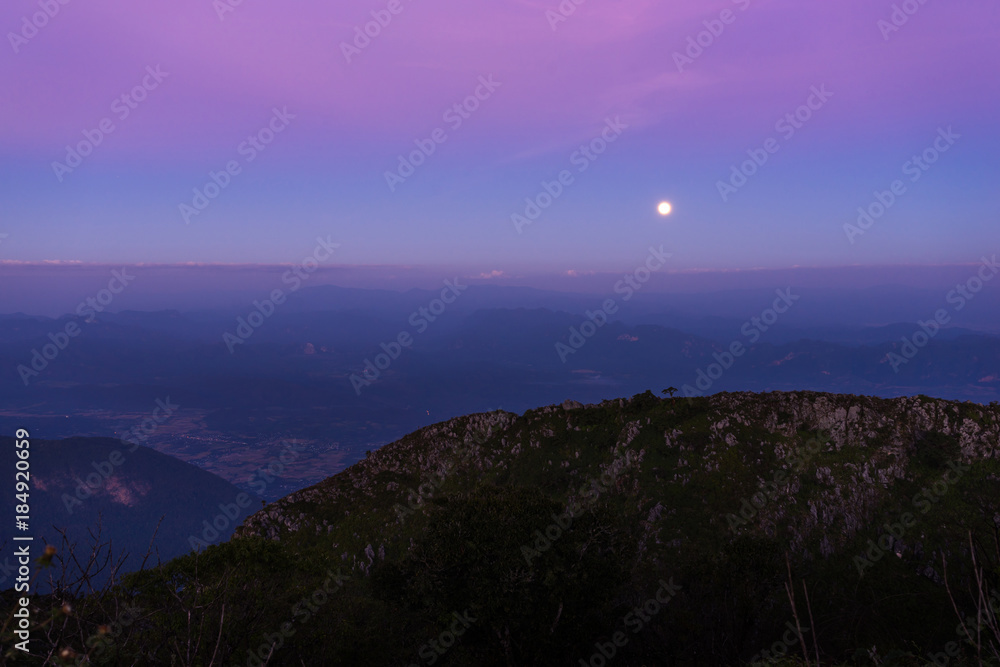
[0,284,997,496]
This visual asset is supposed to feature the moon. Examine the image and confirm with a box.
[657,201,673,216]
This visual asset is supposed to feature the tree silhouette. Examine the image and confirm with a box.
[662,387,678,398]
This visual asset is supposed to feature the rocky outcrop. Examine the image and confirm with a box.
[237,391,1000,581]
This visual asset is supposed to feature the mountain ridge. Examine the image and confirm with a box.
[6,390,1000,665]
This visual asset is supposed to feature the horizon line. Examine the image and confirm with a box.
[0,260,991,274]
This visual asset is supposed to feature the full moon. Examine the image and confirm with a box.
[657,201,673,216]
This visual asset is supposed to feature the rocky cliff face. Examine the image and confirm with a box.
[237,391,1000,584]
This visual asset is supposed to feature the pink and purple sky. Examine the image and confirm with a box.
[1,0,997,276]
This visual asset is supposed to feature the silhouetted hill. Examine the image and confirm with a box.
[0,436,262,591]
[10,391,996,665]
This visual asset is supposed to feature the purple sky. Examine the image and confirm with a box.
[1,0,997,276]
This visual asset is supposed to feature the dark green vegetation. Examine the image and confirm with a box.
[4,391,1000,665]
